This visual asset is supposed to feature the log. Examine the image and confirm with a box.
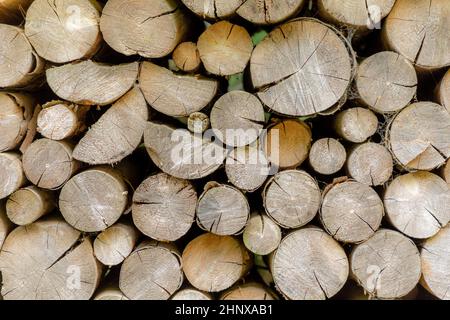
[0,24,44,88]
[46,61,139,106]
[225,145,270,192]
[59,167,129,232]
[421,224,450,300]
[243,212,282,256]
[100,0,190,58]
[93,221,139,267]
[0,217,101,300]
[309,138,346,175]
[181,0,243,19]
[171,288,212,300]
[388,102,450,171]
[0,92,35,152]
[119,241,183,300]
[187,112,210,133]
[350,229,421,299]
[0,0,33,24]
[250,18,353,117]
[182,233,252,292]
[94,287,128,300]
[6,186,55,225]
[321,180,384,243]
[384,0,450,71]
[0,152,26,200]
[237,0,306,25]
[271,227,349,300]
[197,21,253,76]
[173,42,201,73]
[132,173,197,242]
[264,119,312,169]
[24,0,102,64]
[436,68,449,112]
[0,200,13,250]
[210,91,265,147]
[263,170,321,229]
[72,87,148,165]
[22,139,79,190]
[443,160,450,186]
[139,61,218,117]
[384,171,450,239]
[37,102,89,141]
[334,107,378,143]
[221,282,277,300]
[144,121,226,180]
[346,142,393,186]
[196,182,250,236]
[355,51,417,114]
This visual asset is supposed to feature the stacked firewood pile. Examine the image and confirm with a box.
[0,0,449,300]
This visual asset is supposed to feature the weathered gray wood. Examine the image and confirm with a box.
[309,138,346,175]
[243,212,281,256]
[237,0,306,25]
[0,152,26,200]
[181,0,243,19]
[334,107,378,143]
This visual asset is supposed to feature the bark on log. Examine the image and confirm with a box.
[0,0,33,24]
[350,229,421,299]
[263,170,321,229]
[271,227,349,300]
[0,217,101,300]
[37,102,89,141]
[0,24,44,88]
[119,241,183,300]
[0,152,26,200]
[6,186,55,225]
[139,61,218,117]
[346,142,393,186]
[72,87,148,165]
[182,233,252,292]
[436,68,450,112]
[388,102,450,171]
[94,287,128,300]
[237,0,306,25]
[334,107,378,143]
[384,0,450,71]
[59,167,129,232]
[100,0,190,58]
[309,138,346,175]
[181,0,243,19]
[196,182,250,236]
[93,221,139,266]
[173,42,202,73]
[46,61,139,106]
[250,18,353,116]
[24,0,102,64]
[384,171,450,239]
[132,173,197,242]
[356,51,417,114]
[243,212,282,255]
[197,21,253,76]
[221,282,277,300]
[321,180,384,243]
[171,288,212,300]
[22,139,79,190]
[0,92,35,152]
[0,200,13,250]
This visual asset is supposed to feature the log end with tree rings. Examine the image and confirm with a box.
[24,0,102,64]
[171,288,212,300]
[181,0,244,19]
[384,171,450,239]
[132,173,197,242]
[356,51,418,114]
[321,180,384,244]
[436,69,450,113]
[182,233,252,292]
[197,21,253,76]
[139,61,218,118]
[0,152,26,200]
[388,102,450,171]
[250,18,353,117]
[237,0,306,25]
[173,42,202,73]
[243,213,282,256]
[0,200,13,249]
[350,229,421,300]
[22,139,79,190]
[0,24,44,88]
[220,282,277,300]
[263,170,321,229]
[0,217,101,300]
[6,186,55,226]
[210,91,265,148]
[271,227,349,300]
[334,107,378,143]
[346,142,394,186]
[0,92,35,152]
[188,112,210,133]
[196,183,250,236]
[0,0,34,24]
[309,138,346,175]
[119,241,183,300]
[59,167,129,232]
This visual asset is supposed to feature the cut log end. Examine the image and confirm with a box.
[243,213,282,256]
[237,0,306,25]
[173,42,202,73]
[436,69,450,113]
[221,283,277,300]
[334,107,378,143]
[309,138,346,175]
[181,0,244,19]
[187,112,210,133]
[0,152,25,200]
